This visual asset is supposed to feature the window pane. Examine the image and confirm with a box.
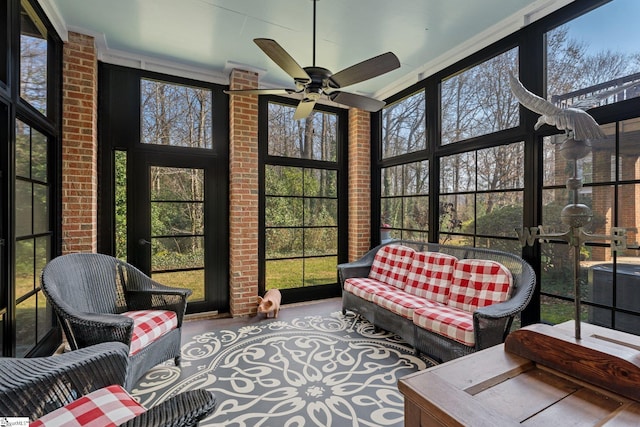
[440,152,475,193]
[32,183,48,234]
[115,151,127,260]
[15,180,32,237]
[151,202,204,235]
[441,48,519,144]
[265,166,303,196]
[151,236,204,271]
[15,296,36,357]
[620,117,640,179]
[304,228,337,256]
[31,128,47,182]
[265,197,303,227]
[405,161,429,195]
[439,194,471,235]
[304,256,337,286]
[267,103,337,161]
[304,169,337,197]
[304,199,337,226]
[20,2,48,114]
[473,192,523,237]
[546,0,640,109]
[266,259,303,290]
[151,167,204,201]
[15,121,30,178]
[152,270,204,302]
[382,91,426,158]
[265,228,303,258]
[15,239,34,299]
[403,196,429,231]
[476,143,524,191]
[141,79,212,148]
[381,165,403,197]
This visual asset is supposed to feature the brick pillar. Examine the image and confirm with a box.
[228,69,259,317]
[61,32,98,254]
[348,109,371,261]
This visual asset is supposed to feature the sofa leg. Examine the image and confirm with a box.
[342,308,347,315]
[413,348,420,357]
[174,356,181,366]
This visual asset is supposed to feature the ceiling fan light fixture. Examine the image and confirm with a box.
[225,0,400,119]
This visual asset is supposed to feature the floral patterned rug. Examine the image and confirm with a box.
[131,310,436,427]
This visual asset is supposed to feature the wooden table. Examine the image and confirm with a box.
[399,321,640,426]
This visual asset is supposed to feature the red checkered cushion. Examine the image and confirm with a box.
[368,244,415,289]
[31,384,145,427]
[122,310,178,355]
[373,289,442,319]
[344,277,394,302]
[404,252,458,303]
[447,259,513,312]
[413,305,475,346]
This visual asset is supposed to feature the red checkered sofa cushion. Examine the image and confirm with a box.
[413,305,475,346]
[31,384,145,427]
[412,259,512,346]
[343,277,395,302]
[122,310,178,355]
[404,251,458,303]
[373,289,443,319]
[368,244,415,289]
[447,259,513,312]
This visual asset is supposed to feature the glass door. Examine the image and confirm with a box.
[128,153,227,313]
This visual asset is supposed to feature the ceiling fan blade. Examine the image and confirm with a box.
[329,52,400,89]
[224,88,295,95]
[254,38,312,84]
[330,91,386,112]
[293,99,317,120]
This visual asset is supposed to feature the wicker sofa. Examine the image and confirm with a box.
[338,241,535,362]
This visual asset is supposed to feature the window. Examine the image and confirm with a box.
[439,142,524,252]
[546,0,640,109]
[441,48,519,144]
[268,103,337,160]
[540,119,640,330]
[141,79,212,148]
[381,91,426,159]
[14,120,52,356]
[20,0,48,114]
[381,160,429,241]
[263,102,343,297]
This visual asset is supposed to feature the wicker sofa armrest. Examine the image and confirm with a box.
[65,312,134,349]
[121,389,217,427]
[126,286,190,326]
[121,264,191,324]
[337,244,384,285]
[0,342,129,420]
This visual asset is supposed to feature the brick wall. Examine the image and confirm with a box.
[61,32,98,254]
[228,69,260,316]
[348,108,371,261]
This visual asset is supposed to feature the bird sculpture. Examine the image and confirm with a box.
[508,73,606,142]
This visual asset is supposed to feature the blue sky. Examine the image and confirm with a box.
[567,0,639,55]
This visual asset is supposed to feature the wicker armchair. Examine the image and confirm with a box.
[0,342,216,426]
[41,253,191,390]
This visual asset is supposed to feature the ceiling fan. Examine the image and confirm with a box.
[224,0,401,120]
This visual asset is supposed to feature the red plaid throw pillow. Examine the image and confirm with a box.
[368,244,415,289]
[31,384,145,427]
[122,310,178,355]
[447,259,513,312]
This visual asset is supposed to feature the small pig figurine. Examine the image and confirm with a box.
[257,289,282,318]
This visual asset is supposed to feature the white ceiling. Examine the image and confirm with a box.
[42,0,574,102]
